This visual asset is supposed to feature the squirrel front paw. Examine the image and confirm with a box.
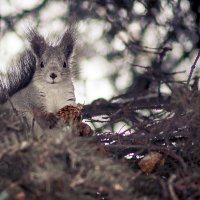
[32,108,58,129]
[45,113,58,129]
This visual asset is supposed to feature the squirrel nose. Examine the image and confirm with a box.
[50,73,57,80]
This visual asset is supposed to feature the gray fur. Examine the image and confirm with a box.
[0,26,77,130]
[0,50,36,103]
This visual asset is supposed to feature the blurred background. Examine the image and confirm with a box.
[0,0,200,105]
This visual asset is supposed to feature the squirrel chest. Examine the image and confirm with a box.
[35,81,76,113]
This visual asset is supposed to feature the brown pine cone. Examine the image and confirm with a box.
[138,152,165,174]
[57,104,83,124]
[57,104,93,136]
[78,122,94,137]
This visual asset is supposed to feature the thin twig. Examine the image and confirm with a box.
[187,50,200,86]
[168,175,179,200]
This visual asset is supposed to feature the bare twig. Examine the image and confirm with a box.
[187,50,200,86]
[168,175,179,200]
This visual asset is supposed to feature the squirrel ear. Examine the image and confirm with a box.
[26,28,46,58]
[59,25,77,59]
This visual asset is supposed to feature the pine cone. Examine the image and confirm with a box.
[78,122,94,137]
[57,104,83,124]
[57,104,93,136]
[138,152,165,174]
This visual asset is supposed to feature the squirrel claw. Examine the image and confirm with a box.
[45,113,58,129]
[33,109,58,129]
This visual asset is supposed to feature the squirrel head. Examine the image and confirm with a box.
[26,26,76,84]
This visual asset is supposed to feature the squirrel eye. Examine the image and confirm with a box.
[63,62,67,68]
[40,62,44,68]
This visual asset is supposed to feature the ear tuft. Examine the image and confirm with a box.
[59,24,77,59]
[26,27,46,58]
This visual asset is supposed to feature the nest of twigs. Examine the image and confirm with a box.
[0,73,200,199]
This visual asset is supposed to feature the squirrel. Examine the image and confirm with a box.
[0,26,77,130]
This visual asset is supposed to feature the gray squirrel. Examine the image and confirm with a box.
[0,26,77,129]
